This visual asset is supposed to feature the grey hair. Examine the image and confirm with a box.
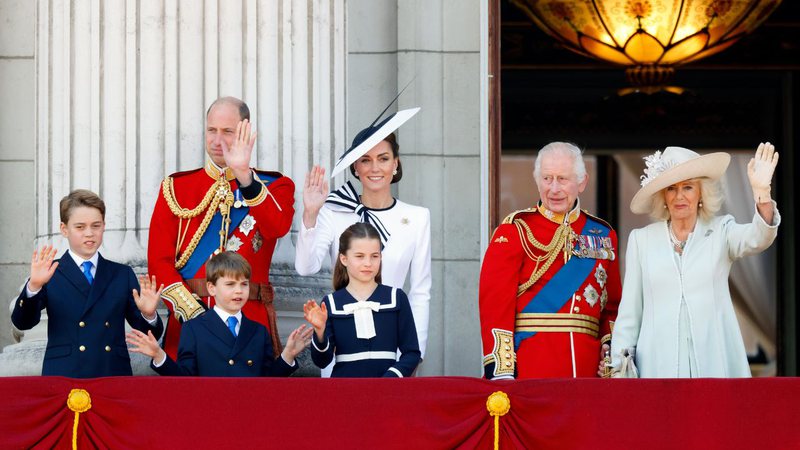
[533,142,587,183]
[648,177,724,222]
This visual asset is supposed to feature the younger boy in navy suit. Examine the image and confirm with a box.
[11,189,164,378]
[127,252,312,376]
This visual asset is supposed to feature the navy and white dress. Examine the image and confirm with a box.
[311,284,421,378]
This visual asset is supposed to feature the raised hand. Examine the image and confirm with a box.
[281,325,314,361]
[28,245,59,292]
[126,329,166,362]
[302,165,329,228]
[303,299,328,341]
[221,118,257,184]
[133,274,164,321]
[747,142,779,203]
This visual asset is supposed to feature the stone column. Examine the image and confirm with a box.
[347,0,484,376]
[2,0,345,376]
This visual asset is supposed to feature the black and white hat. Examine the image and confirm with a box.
[331,90,420,177]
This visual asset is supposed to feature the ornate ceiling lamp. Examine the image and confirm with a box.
[511,0,783,93]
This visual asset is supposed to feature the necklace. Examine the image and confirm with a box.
[667,220,687,255]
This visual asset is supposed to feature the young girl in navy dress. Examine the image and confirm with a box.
[303,223,420,377]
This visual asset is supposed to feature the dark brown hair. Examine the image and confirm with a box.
[349,132,403,184]
[206,252,251,284]
[59,189,106,224]
[332,223,383,290]
[206,96,250,122]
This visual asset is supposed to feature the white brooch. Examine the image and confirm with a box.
[639,151,675,187]
[401,217,409,225]
[583,285,599,308]
[226,235,243,252]
[595,263,607,288]
[239,215,256,237]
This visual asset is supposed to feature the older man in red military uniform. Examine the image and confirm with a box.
[148,97,294,359]
[479,142,621,379]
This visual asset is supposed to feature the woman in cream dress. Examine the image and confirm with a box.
[611,143,779,378]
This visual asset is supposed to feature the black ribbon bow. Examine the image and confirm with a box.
[325,181,391,246]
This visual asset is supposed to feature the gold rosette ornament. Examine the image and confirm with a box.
[486,391,511,450]
[67,389,92,450]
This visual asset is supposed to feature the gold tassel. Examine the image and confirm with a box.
[67,389,92,450]
[486,391,511,450]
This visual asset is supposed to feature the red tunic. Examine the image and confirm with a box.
[479,204,621,379]
[148,161,294,359]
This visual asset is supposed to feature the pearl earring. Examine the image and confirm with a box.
[663,204,667,209]
[699,201,703,208]
[392,169,398,176]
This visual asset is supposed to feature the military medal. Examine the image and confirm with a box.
[239,215,256,236]
[226,235,243,252]
[583,285,599,308]
[252,230,263,253]
[573,235,615,260]
[233,189,244,208]
[595,263,607,288]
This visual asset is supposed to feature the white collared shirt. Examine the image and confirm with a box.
[213,305,242,336]
[68,249,100,279]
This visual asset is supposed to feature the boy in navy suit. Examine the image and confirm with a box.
[11,190,164,378]
[127,252,312,376]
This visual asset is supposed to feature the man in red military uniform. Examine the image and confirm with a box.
[148,97,294,360]
[479,142,621,379]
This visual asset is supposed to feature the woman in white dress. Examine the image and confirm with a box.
[296,110,431,376]
[610,143,780,378]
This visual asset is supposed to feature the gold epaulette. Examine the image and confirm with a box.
[161,282,205,322]
[501,207,538,225]
[581,209,616,232]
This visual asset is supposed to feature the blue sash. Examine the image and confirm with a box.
[179,173,277,279]
[514,217,610,349]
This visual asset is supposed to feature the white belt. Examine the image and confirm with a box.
[335,351,396,363]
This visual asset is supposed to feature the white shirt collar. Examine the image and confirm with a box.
[213,305,243,327]
[68,249,100,271]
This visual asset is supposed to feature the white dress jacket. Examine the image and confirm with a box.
[611,204,780,378]
[295,199,432,357]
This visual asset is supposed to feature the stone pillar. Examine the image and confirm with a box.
[2,0,345,376]
[395,0,483,377]
[347,0,484,376]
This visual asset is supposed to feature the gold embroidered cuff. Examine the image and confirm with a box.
[600,334,611,345]
[161,282,205,322]
[244,185,267,206]
[243,172,268,207]
[488,328,516,377]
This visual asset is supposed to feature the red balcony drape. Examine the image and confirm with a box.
[1,376,798,449]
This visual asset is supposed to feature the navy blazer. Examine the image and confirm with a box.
[11,252,163,378]
[311,285,421,378]
[153,308,296,377]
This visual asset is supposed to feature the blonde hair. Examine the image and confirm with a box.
[647,177,724,222]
